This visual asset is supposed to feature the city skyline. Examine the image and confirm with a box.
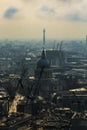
[0,0,87,40]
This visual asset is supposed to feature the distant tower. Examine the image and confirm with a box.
[43,28,45,47]
[35,29,50,79]
[34,29,53,97]
[86,35,87,45]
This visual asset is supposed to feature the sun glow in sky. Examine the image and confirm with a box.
[0,0,87,39]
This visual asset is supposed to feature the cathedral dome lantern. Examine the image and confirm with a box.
[37,48,50,69]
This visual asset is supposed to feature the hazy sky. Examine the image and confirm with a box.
[0,0,87,39]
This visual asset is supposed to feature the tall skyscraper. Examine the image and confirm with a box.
[86,35,87,45]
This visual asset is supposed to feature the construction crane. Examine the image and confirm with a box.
[58,41,64,66]
[57,43,59,50]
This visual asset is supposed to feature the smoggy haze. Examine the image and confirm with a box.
[0,0,87,39]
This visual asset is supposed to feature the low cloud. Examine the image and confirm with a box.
[41,6,55,14]
[38,5,56,19]
[38,0,87,22]
[2,0,87,22]
[4,7,19,19]
[66,12,85,22]
[57,0,87,21]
